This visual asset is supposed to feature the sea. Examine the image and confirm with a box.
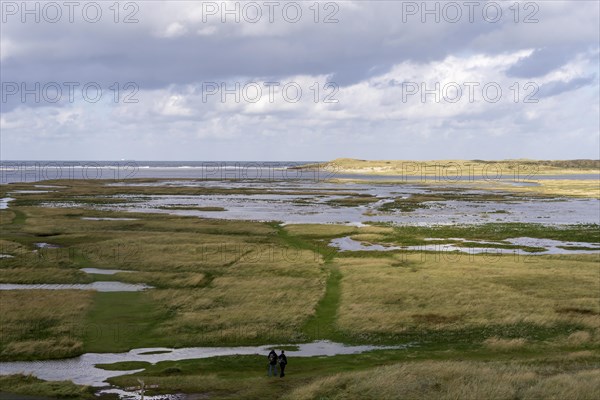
[1,160,598,184]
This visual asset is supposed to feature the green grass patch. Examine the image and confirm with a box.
[82,292,172,353]
[0,374,94,399]
[381,223,600,245]
[326,195,379,207]
[95,361,151,371]
[302,267,342,341]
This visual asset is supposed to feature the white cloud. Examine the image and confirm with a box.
[162,22,187,38]
[156,94,193,116]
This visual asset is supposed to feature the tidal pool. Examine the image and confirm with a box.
[80,267,132,275]
[81,217,139,221]
[82,180,600,225]
[0,198,14,209]
[34,242,61,249]
[97,389,185,400]
[330,237,600,255]
[8,190,53,194]
[0,341,409,387]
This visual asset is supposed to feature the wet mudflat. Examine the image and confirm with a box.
[39,179,599,226]
[330,236,600,255]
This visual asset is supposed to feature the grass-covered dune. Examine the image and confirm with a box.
[298,158,600,175]
[295,158,600,198]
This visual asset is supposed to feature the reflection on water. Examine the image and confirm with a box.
[81,217,139,221]
[97,388,185,400]
[330,236,600,255]
[8,190,53,194]
[80,268,132,275]
[0,198,14,209]
[34,242,61,249]
[61,179,600,226]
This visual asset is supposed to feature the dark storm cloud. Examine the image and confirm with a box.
[4,1,594,101]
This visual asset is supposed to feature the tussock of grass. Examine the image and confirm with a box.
[0,374,94,399]
[114,271,207,288]
[326,195,379,207]
[2,338,83,360]
[566,331,592,346]
[0,239,25,254]
[96,361,151,371]
[283,224,358,238]
[0,267,90,284]
[483,337,527,351]
[0,291,93,360]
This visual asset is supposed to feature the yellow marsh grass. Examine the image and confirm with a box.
[151,273,324,344]
[16,205,274,236]
[0,239,24,255]
[390,178,600,199]
[567,331,592,346]
[0,210,14,225]
[1,338,83,361]
[115,271,206,288]
[566,351,595,359]
[285,360,600,400]
[74,227,318,272]
[79,234,254,270]
[284,224,358,237]
[335,254,600,335]
[330,178,600,199]
[0,268,89,284]
[100,247,323,343]
[231,247,324,278]
[0,291,93,359]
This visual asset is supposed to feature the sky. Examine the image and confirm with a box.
[1,0,599,161]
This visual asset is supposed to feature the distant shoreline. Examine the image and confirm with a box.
[293,158,600,176]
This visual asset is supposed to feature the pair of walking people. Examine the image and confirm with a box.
[267,349,287,378]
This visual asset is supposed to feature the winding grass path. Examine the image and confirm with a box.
[273,223,344,341]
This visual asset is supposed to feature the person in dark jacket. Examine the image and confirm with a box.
[267,349,278,377]
[278,350,287,378]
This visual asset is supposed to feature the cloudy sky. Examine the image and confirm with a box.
[1,0,598,160]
